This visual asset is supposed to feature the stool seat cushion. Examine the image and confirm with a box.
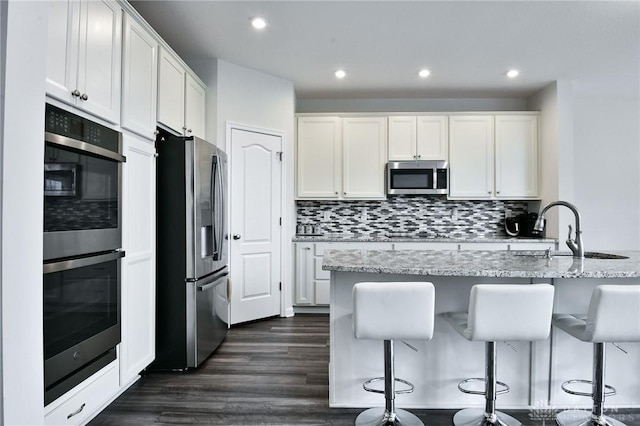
[441,284,555,342]
[353,281,435,341]
[553,285,640,342]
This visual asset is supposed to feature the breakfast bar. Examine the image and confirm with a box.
[322,249,640,410]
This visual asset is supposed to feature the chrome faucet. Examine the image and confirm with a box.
[533,201,584,258]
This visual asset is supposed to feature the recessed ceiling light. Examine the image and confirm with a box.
[506,69,520,78]
[251,17,267,30]
[335,69,347,79]
[418,69,431,78]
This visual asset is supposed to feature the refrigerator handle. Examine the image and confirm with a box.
[210,156,220,259]
[215,153,225,261]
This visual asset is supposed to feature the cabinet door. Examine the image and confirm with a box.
[185,73,206,139]
[495,115,539,199]
[121,14,158,140]
[77,0,122,123]
[388,116,417,160]
[157,48,186,133]
[295,243,314,304]
[296,116,341,199]
[417,116,448,160]
[342,117,387,199]
[46,0,80,104]
[459,242,509,251]
[449,116,494,199]
[120,134,156,384]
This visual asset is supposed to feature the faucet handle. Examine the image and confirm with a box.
[567,224,573,241]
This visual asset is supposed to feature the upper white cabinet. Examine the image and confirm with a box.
[342,117,387,199]
[157,48,206,139]
[296,116,387,200]
[46,0,122,123]
[494,115,539,199]
[296,116,342,198]
[121,14,158,140]
[388,116,448,161]
[449,114,539,200]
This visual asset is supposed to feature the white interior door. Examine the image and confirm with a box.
[229,127,282,324]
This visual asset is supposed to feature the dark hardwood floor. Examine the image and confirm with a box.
[90,315,640,426]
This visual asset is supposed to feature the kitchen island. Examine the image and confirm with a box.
[322,249,640,410]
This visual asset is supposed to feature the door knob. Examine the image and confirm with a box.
[232,234,241,240]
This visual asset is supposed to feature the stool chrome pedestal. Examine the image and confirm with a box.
[352,281,435,426]
[552,285,640,426]
[441,284,556,426]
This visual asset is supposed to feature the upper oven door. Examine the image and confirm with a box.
[43,104,125,260]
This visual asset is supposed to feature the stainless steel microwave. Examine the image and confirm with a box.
[386,160,448,195]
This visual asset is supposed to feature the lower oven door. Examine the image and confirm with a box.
[43,250,124,404]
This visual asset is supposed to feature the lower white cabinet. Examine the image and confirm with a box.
[120,133,156,384]
[44,361,119,425]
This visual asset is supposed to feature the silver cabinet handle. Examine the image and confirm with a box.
[232,234,241,240]
[71,89,81,97]
[80,93,88,101]
[417,154,421,159]
[182,126,188,131]
[187,128,193,134]
[304,247,311,250]
[488,191,492,194]
[334,191,338,195]
[67,403,86,419]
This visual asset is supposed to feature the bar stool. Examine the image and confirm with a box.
[441,283,555,426]
[352,281,435,426]
[552,285,640,426]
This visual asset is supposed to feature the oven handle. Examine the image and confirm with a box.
[45,132,126,163]
[43,251,125,274]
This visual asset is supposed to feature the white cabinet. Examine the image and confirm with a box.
[294,242,393,306]
[44,361,119,425]
[495,115,539,199]
[46,0,122,123]
[120,134,156,385]
[296,116,342,199]
[157,48,206,138]
[342,117,387,199]
[449,114,539,200]
[393,242,460,250]
[388,116,448,161]
[459,242,510,251]
[121,13,158,140]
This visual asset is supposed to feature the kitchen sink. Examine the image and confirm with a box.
[513,250,629,260]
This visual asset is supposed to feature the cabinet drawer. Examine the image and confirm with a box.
[45,361,119,425]
[315,256,330,280]
[459,242,509,251]
[393,242,459,251]
[315,280,330,305]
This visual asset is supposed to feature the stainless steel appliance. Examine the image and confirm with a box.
[43,104,124,405]
[44,104,125,260]
[43,250,124,405]
[505,212,542,238]
[387,160,448,195]
[154,128,229,370]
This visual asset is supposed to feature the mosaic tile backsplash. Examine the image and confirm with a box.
[296,196,530,238]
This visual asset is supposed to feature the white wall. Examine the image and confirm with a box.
[572,96,640,250]
[1,1,47,424]
[297,97,527,113]
[215,59,296,317]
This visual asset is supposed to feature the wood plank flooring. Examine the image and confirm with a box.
[90,315,640,426]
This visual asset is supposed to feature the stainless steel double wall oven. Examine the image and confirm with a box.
[43,104,125,405]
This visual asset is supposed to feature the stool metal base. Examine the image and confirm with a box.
[452,408,522,426]
[556,410,627,426]
[355,407,424,426]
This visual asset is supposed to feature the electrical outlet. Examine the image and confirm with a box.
[361,207,368,222]
[323,211,331,221]
[451,207,458,221]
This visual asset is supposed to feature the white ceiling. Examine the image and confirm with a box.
[130,1,639,100]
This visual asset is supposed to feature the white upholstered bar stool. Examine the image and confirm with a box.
[441,284,555,426]
[552,285,640,426]
[352,281,435,426]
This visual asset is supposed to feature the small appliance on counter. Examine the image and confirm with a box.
[505,212,542,238]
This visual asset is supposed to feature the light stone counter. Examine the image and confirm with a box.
[322,249,640,279]
[293,233,557,244]
[324,249,640,410]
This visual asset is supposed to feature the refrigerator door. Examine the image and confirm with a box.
[186,137,226,279]
[186,267,229,367]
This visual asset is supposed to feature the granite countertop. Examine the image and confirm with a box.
[321,249,640,279]
[293,233,557,244]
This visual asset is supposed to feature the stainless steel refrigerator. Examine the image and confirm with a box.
[153,128,228,370]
